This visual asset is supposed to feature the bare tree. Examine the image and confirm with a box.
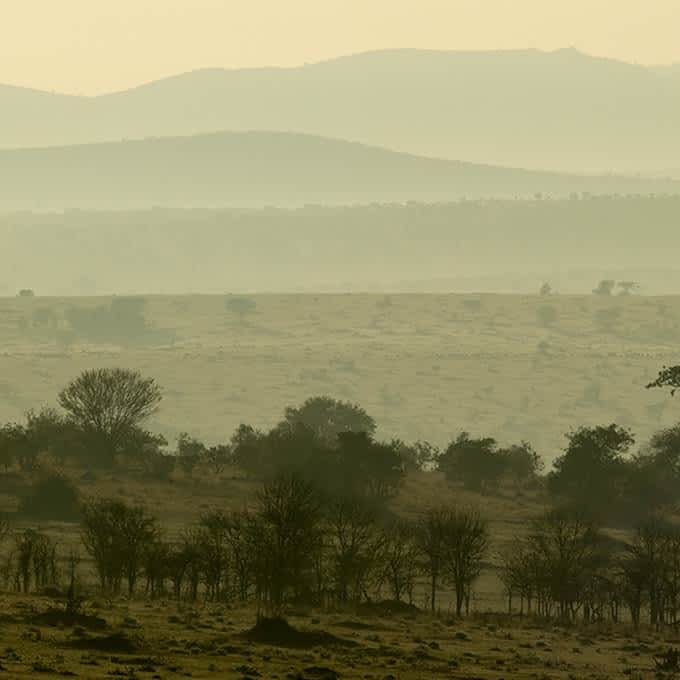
[254,475,324,612]
[326,497,377,605]
[381,521,419,604]
[442,508,489,616]
[81,498,157,594]
[417,506,452,613]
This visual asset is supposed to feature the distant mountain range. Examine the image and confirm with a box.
[0,130,677,210]
[2,49,679,174]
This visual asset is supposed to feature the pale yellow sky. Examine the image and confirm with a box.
[3,0,680,95]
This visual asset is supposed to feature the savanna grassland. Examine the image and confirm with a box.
[1,292,678,461]
[1,291,680,679]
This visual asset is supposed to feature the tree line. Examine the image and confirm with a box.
[0,477,490,617]
[0,364,680,623]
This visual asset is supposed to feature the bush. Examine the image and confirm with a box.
[19,474,81,521]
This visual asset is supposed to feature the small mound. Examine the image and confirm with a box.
[32,608,107,630]
[243,617,355,649]
[66,631,140,653]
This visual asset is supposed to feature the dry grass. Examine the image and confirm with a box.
[0,292,678,466]
[0,592,670,678]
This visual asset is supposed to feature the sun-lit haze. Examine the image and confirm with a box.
[3,0,680,94]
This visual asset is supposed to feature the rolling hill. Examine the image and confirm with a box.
[1,130,678,211]
[2,49,680,174]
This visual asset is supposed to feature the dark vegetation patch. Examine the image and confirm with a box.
[242,617,356,649]
[334,619,381,630]
[65,631,141,653]
[357,600,420,618]
[32,607,107,630]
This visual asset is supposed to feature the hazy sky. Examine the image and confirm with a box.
[3,0,680,95]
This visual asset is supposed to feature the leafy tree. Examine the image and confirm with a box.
[391,439,440,471]
[204,444,232,475]
[58,368,162,466]
[282,396,376,447]
[229,424,268,477]
[438,433,507,491]
[177,432,206,477]
[548,424,634,515]
[335,431,404,501]
[0,423,26,471]
[502,441,543,487]
[625,425,680,517]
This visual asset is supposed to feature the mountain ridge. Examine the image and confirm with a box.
[2,48,679,173]
[1,129,678,211]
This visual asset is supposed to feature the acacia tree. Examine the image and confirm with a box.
[58,368,162,466]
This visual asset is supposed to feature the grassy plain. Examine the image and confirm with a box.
[0,591,670,679]
[0,292,678,460]
[1,292,679,676]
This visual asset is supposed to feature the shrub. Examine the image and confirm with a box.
[19,474,81,521]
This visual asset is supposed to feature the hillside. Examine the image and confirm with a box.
[0,131,678,211]
[2,49,680,174]
[2,198,680,296]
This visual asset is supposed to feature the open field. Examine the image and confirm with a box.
[0,592,672,679]
[1,292,679,464]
